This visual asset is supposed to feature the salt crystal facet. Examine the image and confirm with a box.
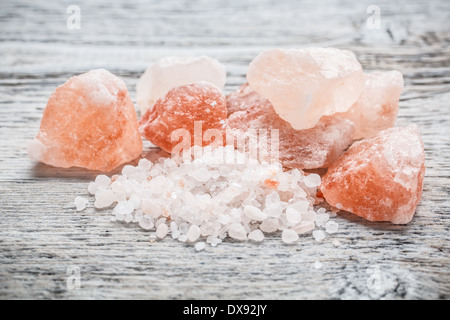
[136,56,226,115]
[321,126,425,224]
[281,229,299,244]
[27,69,143,171]
[247,48,363,130]
[341,71,404,139]
[74,196,88,211]
[139,82,227,153]
[227,84,355,169]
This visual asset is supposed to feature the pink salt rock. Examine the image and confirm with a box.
[227,83,355,169]
[27,69,143,172]
[321,126,425,224]
[247,48,363,130]
[139,82,227,154]
[136,56,226,115]
[341,71,404,139]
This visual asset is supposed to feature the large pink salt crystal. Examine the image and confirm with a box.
[247,48,364,130]
[139,82,227,153]
[341,71,404,139]
[321,126,425,224]
[28,69,143,172]
[227,83,355,169]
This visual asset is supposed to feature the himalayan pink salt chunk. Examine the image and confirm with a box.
[27,69,143,172]
[247,48,363,130]
[227,84,355,169]
[136,56,226,115]
[341,71,404,139]
[139,82,227,154]
[321,126,425,224]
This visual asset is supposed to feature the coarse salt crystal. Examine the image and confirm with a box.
[282,229,299,244]
[325,220,339,234]
[248,229,265,242]
[156,223,169,239]
[228,223,247,240]
[304,174,321,188]
[194,242,206,251]
[74,196,88,211]
[314,261,323,269]
[187,225,201,242]
[312,230,326,242]
[285,207,302,224]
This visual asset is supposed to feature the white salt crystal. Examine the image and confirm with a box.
[291,200,310,213]
[128,194,141,209]
[178,234,188,242]
[114,201,134,215]
[189,167,212,182]
[292,221,315,234]
[138,158,153,170]
[260,218,279,233]
[122,165,136,177]
[74,196,88,211]
[156,223,169,239]
[312,230,326,242]
[123,213,133,223]
[87,182,98,195]
[325,221,339,234]
[194,242,206,251]
[333,239,341,247]
[139,215,154,230]
[94,189,115,208]
[314,261,323,269]
[282,229,299,244]
[243,205,267,221]
[315,212,330,227]
[248,229,264,242]
[95,175,111,188]
[285,207,302,224]
[228,223,247,240]
[304,174,321,188]
[187,225,201,242]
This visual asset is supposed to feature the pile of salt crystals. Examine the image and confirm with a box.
[79,146,339,250]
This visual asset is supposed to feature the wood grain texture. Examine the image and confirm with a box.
[0,0,449,300]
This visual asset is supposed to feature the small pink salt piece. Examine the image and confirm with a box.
[28,69,143,171]
[341,71,404,139]
[136,56,226,115]
[247,48,364,130]
[321,126,425,224]
[139,82,227,154]
[227,84,355,169]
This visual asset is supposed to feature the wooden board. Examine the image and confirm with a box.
[0,0,449,299]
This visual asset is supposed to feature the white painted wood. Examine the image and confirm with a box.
[0,0,449,299]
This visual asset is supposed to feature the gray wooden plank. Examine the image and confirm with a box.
[0,0,449,299]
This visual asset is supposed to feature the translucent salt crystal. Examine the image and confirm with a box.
[136,56,226,115]
[291,200,310,213]
[333,239,341,247]
[194,242,206,251]
[292,221,315,234]
[138,215,154,230]
[325,221,339,234]
[27,69,142,171]
[178,234,188,242]
[285,207,302,224]
[187,225,201,242]
[248,229,264,242]
[321,126,425,224]
[74,196,88,211]
[94,189,115,208]
[141,199,162,218]
[123,213,133,223]
[247,48,363,130]
[243,205,267,221]
[156,223,169,239]
[95,175,111,188]
[179,222,190,234]
[128,194,141,210]
[207,236,222,247]
[138,158,153,170]
[304,174,321,188]
[189,167,212,182]
[312,230,326,242]
[155,217,167,227]
[315,213,330,227]
[88,182,98,195]
[218,214,231,225]
[282,229,299,244]
[114,201,134,215]
[260,218,279,233]
[228,223,247,240]
[314,261,323,269]
[302,210,317,222]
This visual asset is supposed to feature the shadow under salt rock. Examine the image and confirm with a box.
[334,210,411,232]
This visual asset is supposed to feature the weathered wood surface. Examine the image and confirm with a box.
[0,0,449,300]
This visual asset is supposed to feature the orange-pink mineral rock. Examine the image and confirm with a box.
[227,83,355,169]
[341,71,404,139]
[321,125,425,224]
[139,82,227,154]
[247,48,364,130]
[27,69,143,172]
